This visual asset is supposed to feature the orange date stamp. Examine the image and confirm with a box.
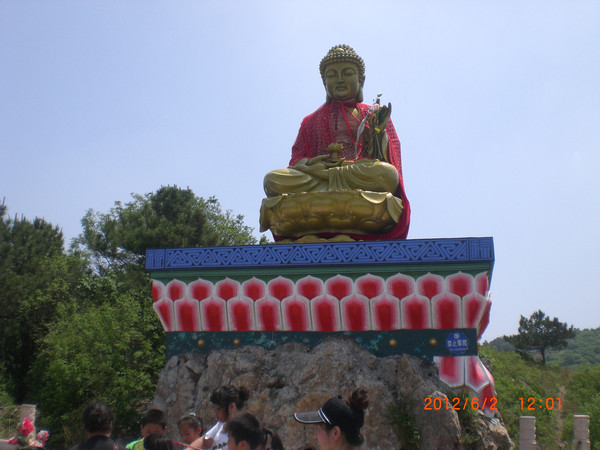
[519,397,562,410]
[424,396,498,411]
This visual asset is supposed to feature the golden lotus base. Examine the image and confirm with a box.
[259,190,403,239]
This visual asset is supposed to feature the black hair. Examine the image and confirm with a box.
[343,388,369,446]
[143,433,173,450]
[209,385,250,420]
[224,412,263,450]
[82,402,113,434]
[177,413,203,432]
[141,409,167,429]
[320,388,369,446]
[262,426,284,450]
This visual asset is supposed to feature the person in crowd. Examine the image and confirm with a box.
[143,433,174,450]
[189,385,250,449]
[259,425,284,450]
[69,402,126,450]
[177,413,203,445]
[294,388,369,450]
[126,409,167,450]
[224,413,262,450]
[224,412,283,450]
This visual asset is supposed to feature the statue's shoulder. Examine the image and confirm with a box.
[296,104,327,135]
[302,103,328,120]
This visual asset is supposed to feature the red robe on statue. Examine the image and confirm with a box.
[284,101,411,241]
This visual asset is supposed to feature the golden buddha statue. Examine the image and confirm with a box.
[260,45,410,242]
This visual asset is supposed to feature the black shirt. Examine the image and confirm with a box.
[69,435,126,450]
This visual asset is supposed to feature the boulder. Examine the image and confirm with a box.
[152,336,513,449]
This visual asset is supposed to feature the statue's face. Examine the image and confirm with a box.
[324,62,360,102]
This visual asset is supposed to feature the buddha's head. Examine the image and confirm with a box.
[320,45,365,103]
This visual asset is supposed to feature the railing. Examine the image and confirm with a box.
[519,415,590,450]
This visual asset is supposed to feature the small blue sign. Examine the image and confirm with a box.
[446,331,469,354]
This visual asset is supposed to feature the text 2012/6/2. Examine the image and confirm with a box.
[424,396,498,411]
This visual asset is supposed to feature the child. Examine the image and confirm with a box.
[126,409,167,450]
[143,434,174,450]
[177,413,203,445]
[224,413,263,450]
[224,412,284,450]
[189,385,250,449]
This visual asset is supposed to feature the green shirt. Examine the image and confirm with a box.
[126,438,143,450]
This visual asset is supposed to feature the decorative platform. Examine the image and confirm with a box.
[146,237,493,271]
[146,237,496,410]
[165,329,478,360]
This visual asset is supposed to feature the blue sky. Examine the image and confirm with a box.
[1,1,599,340]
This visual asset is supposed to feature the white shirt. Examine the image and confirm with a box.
[204,421,228,450]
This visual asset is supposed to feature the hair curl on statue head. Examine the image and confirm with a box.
[319,44,366,85]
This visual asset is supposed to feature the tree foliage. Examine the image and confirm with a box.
[31,272,164,447]
[1,188,262,446]
[480,346,600,448]
[504,309,576,364]
[0,187,262,446]
[75,186,260,273]
[479,346,570,448]
[0,203,72,401]
[485,327,600,369]
[582,393,600,448]
[545,327,600,367]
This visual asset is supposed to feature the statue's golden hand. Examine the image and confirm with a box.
[306,155,331,165]
[369,103,392,133]
[292,161,329,180]
[292,154,344,180]
[298,154,344,167]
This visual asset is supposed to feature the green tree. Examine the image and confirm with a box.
[0,203,73,401]
[479,345,568,447]
[31,271,164,447]
[31,186,262,446]
[546,327,600,367]
[75,185,261,274]
[504,309,575,365]
[583,393,600,449]
[1,188,261,445]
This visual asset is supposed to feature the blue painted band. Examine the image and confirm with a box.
[146,237,494,271]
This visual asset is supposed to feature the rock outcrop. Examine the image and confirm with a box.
[152,336,513,449]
